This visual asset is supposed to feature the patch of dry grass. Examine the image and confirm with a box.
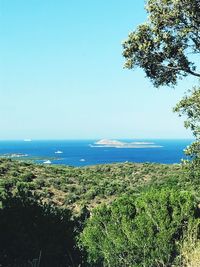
[179,221,200,267]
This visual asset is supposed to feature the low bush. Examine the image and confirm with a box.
[0,187,81,267]
[80,188,199,267]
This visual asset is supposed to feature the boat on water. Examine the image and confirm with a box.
[43,160,51,164]
[80,158,85,162]
[55,151,63,154]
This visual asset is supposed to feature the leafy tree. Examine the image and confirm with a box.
[174,87,200,178]
[80,188,198,267]
[123,0,200,87]
[123,0,200,176]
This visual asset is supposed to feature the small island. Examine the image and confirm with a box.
[91,139,163,148]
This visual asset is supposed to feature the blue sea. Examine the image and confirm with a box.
[0,139,194,166]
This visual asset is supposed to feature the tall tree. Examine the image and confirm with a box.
[123,0,200,173]
[123,0,200,87]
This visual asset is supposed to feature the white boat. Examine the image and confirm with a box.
[80,158,85,162]
[43,160,51,164]
[55,151,63,154]
[24,139,32,142]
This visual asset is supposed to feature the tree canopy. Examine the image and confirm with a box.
[174,88,200,178]
[123,0,200,87]
[123,0,200,177]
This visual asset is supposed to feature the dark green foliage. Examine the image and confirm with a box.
[80,188,198,267]
[174,87,200,181]
[123,0,200,87]
[122,0,200,183]
[20,171,36,182]
[0,186,81,267]
[0,158,197,266]
[0,159,185,212]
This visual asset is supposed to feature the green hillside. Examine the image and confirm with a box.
[0,158,184,213]
[0,159,199,267]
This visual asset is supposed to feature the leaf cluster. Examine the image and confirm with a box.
[123,0,200,87]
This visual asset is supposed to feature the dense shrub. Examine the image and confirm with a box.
[0,159,185,211]
[0,187,81,267]
[80,188,198,267]
[20,172,36,182]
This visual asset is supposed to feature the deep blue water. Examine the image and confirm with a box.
[0,139,194,166]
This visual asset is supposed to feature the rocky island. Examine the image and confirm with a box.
[92,139,163,148]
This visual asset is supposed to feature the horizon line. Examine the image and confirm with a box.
[0,138,195,141]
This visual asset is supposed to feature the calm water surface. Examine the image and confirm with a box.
[0,139,193,166]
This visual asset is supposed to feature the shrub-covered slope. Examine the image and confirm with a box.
[0,158,184,213]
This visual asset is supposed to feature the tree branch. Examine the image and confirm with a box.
[158,64,200,77]
[186,68,200,77]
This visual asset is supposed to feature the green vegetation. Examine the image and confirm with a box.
[122,0,200,176]
[80,189,198,267]
[0,159,184,213]
[123,0,200,87]
[1,0,200,266]
[119,1,200,264]
[124,0,200,176]
[174,88,200,181]
[71,0,200,266]
[0,158,199,266]
[178,220,200,267]
[0,189,79,267]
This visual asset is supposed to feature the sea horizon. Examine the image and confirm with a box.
[0,137,194,141]
[0,139,194,166]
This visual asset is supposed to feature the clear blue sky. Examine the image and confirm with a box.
[0,0,196,140]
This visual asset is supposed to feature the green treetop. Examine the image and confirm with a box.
[123,0,200,87]
[123,0,200,176]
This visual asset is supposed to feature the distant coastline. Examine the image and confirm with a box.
[0,139,191,165]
